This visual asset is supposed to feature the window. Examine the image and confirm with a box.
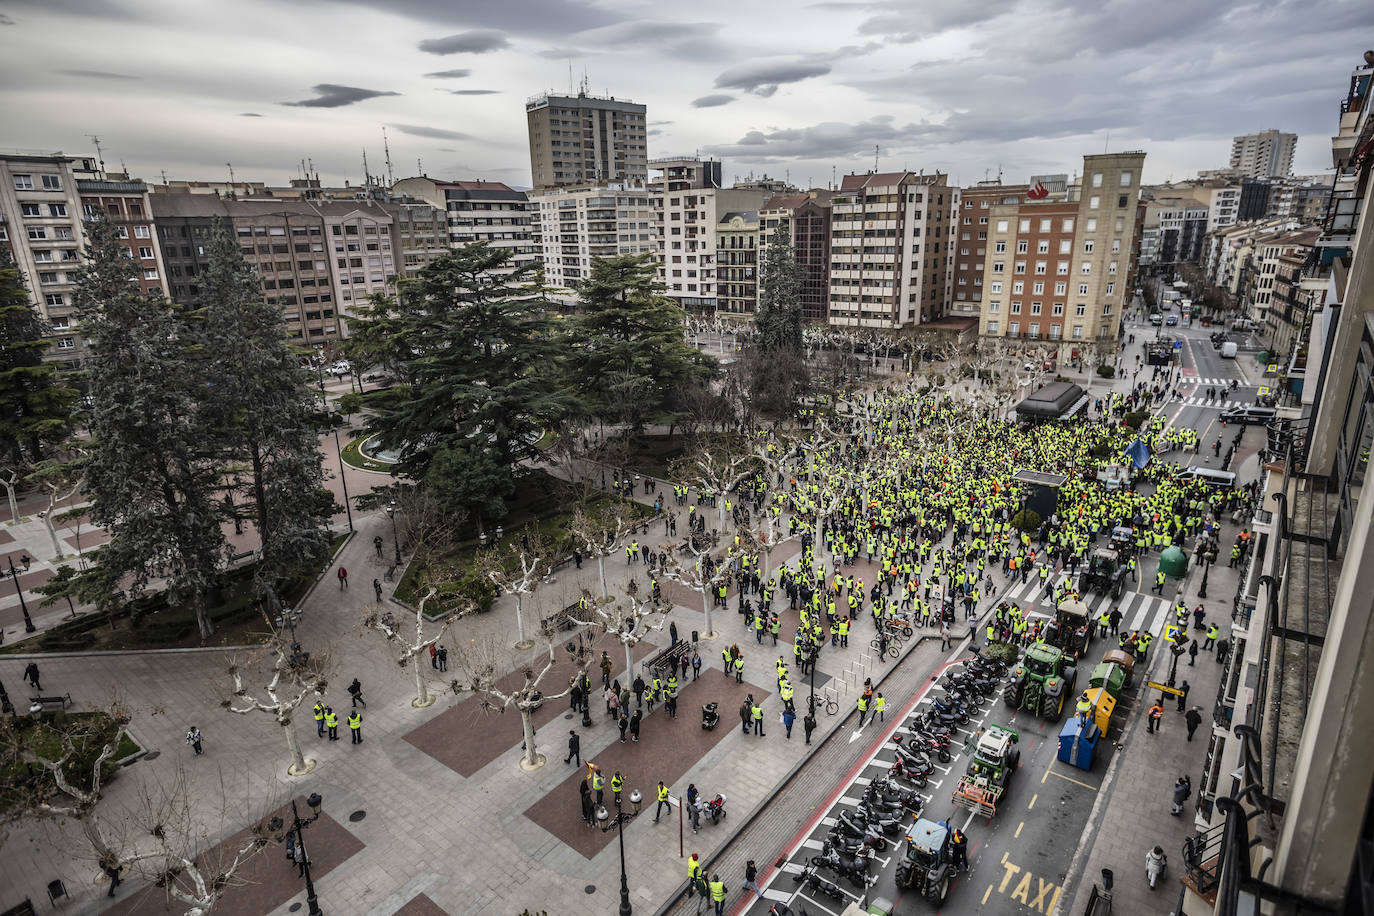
[1018,219,1030,232]
[1111,239,1120,253]
[1052,303,1064,316]
[1072,325,1083,339]
[990,281,1003,293]
[1034,261,1047,275]
[1062,218,1074,232]
[21,203,40,217]
[33,250,53,262]
[1030,302,1042,315]
[1016,239,1028,254]
[27,227,47,240]
[49,204,67,217]
[996,219,1009,233]
[115,226,129,239]
[1078,283,1090,295]
[134,225,150,238]
[1039,219,1051,232]
[1118,195,1128,208]
[38,272,58,284]
[1054,282,1066,295]
[54,226,73,239]
[138,246,154,259]
[1120,171,1132,186]
[41,175,62,190]
[1028,323,1040,338]
[1089,196,1100,210]
[1108,260,1118,274]
[1014,261,1026,274]
[1033,281,1045,294]
[1008,322,1019,336]
[1012,281,1024,294]
[1102,303,1112,315]
[1105,282,1115,296]
[1115,217,1125,232]
[12,175,33,190]
[1037,240,1049,254]
[994,241,1006,253]
[992,261,1004,274]
[44,293,63,307]
[1091,173,1103,188]
[1057,261,1069,275]
[1075,304,1086,316]
[1049,324,1061,339]
[1086,218,1097,231]
[1080,262,1092,275]
[1082,240,1095,254]
[50,317,69,330]
[988,301,1001,313]
[1011,301,1022,314]
[987,320,999,334]
[55,337,74,350]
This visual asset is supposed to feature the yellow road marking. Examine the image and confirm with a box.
[1015,821,1024,838]
[1028,793,1038,810]
[983,883,993,905]
[1046,766,1098,791]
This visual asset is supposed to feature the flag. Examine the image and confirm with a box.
[1123,438,1151,470]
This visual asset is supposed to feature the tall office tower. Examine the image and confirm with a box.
[526,91,648,191]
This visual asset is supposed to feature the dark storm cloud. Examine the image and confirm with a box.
[391,124,471,140]
[56,69,138,80]
[692,94,735,108]
[240,112,263,117]
[320,0,622,36]
[707,115,943,160]
[714,60,831,97]
[417,30,509,55]
[570,20,729,59]
[423,69,471,78]
[0,13,13,24]
[282,84,400,108]
[444,89,500,96]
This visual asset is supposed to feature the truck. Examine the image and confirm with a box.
[894,818,957,903]
[951,724,1021,818]
[1003,643,1078,720]
[1220,341,1239,358]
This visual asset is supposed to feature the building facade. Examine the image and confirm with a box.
[978,152,1145,345]
[532,183,653,297]
[525,92,647,191]
[715,210,759,321]
[759,191,833,324]
[950,182,1030,319]
[384,199,447,279]
[1229,128,1297,179]
[389,177,536,270]
[828,170,953,329]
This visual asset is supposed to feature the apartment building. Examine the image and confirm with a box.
[950,182,1029,318]
[1139,196,1209,266]
[978,152,1145,346]
[310,201,399,329]
[389,176,536,270]
[0,151,166,368]
[525,91,647,191]
[648,157,768,313]
[384,199,447,279]
[1244,228,1318,331]
[716,210,759,321]
[759,190,833,323]
[1186,54,1374,916]
[532,182,653,297]
[1229,128,1297,178]
[828,170,953,329]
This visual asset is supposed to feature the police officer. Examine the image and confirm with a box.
[348,710,362,744]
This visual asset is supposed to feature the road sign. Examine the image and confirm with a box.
[1146,680,1185,696]
[1267,363,1279,374]
[1258,386,1271,397]
[1164,624,1182,644]
[1174,341,1183,348]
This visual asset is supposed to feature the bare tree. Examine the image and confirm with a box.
[479,530,557,649]
[663,535,735,640]
[0,464,24,524]
[568,499,642,600]
[675,438,756,538]
[26,446,86,559]
[363,585,466,708]
[222,635,330,776]
[568,579,669,685]
[450,630,594,770]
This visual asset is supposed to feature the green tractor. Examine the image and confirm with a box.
[951,724,1021,818]
[1003,643,1078,721]
[894,818,957,903]
[1079,547,1129,599]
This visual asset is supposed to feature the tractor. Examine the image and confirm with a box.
[1044,598,1092,659]
[895,818,957,903]
[951,724,1021,818]
[1079,548,1129,599]
[1003,643,1078,721]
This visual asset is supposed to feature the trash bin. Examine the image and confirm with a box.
[1057,717,1100,771]
[692,630,699,644]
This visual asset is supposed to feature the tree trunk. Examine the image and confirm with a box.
[282,716,308,774]
[413,652,431,706]
[520,707,539,767]
[2,478,17,524]
[81,814,114,867]
[623,637,634,687]
[514,594,529,646]
[699,582,714,638]
[42,509,63,558]
[194,593,215,639]
[597,554,608,600]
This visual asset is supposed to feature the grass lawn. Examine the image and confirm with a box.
[0,710,141,817]
[340,435,395,473]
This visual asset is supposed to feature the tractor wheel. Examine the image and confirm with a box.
[925,876,950,903]
[1042,690,1065,721]
[1112,578,1125,599]
[1008,749,1021,771]
[1003,681,1022,709]
[895,865,912,890]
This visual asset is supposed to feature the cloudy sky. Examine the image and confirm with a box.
[0,0,1361,190]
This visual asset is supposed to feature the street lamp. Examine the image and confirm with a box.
[596,788,640,916]
[386,502,401,567]
[7,557,35,633]
[315,361,354,533]
[268,792,324,916]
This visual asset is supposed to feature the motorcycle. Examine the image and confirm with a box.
[902,729,952,763]
[833,811,888,852]
[965,645,1008,676]
[793,865,845,901]
[811,843,872,887]
[1146,846,1167,889]
[931,695,971,723]
[824,827,877,857]
[890,752,932,786]
[866,783,924,819]
[859,801,906,836]
[942,682,983,710]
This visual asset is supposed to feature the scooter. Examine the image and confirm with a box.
[942,682,983,710]
[833,811,888,852]
[902,729,952,763]
[890,752,931,787]
[811,844,872,887]
[860,800,906,836]
[931,695,971,723]
[793,865,845,901]
[1146,846,1167,889]
[823,828,876,857]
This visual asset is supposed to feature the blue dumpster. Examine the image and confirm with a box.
[1057,717,1100,771]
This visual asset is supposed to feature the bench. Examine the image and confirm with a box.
[1,898,36,916]
[28,693,72,711]
[541,603,582,633]
[643,642,691,677]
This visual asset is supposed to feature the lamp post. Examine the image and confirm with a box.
[1197,554,1213,599]
[315,359,354,533]
[386,502,401,567]
[596,788,640,916]
[7,557,35,633]
[269,792,324,916]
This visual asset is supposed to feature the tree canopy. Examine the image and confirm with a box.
[0,249,76,468]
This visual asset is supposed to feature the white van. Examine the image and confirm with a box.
[1220,342,1238,358]
[1177,467,1237,488]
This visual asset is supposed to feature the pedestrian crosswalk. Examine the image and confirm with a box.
[994,571,1174,637]
[1170,395,1246,408]
[1186,376,1236,388]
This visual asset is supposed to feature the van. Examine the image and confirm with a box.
[1220,405,1276,425]
[1177,466,1238,488]
[1220,342,1238,358]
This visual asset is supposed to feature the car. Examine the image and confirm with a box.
[331,360,352,375]
[1166,315,1178,326]
[1220,405,1277,425]
[1149,313,1163,325]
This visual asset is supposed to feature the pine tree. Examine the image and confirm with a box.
[748,225,808,419]
[74,217,226,638]
[194,225,333,610]
[570,254,711,433]
[0,249,77,518]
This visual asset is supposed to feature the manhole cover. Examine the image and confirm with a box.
[143,750,161,761]
[289,905,302,913]
[564,712,574,720]
[349,810,366,822]
[584,885,596,895]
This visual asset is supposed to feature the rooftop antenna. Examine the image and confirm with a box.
[417,158,422,176]
[1104,131,1110,153]
[86,134,105,172]
[160,169,168,185]
[362,149,371,185]
[306,158,314,178]
[226,162,236,192]
[119,156,128,175]
[832,164,836,189]
[568,61,575,94]
[874,144,880,173]
[382,127,395,185]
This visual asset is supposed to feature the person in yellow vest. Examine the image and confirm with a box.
[348,710,362,744]
[857,693,870,726]
[687,853,705,905]
[591,768,606,806]
[734,654,744,683]
[313,701,326,738]
[709,873,727,914]
[874,693,886,722]
[610,770,624,805]
[838,618,850,647]
[323,707,339,741]
[751,698,765,737]
[780,681,795,711]
[655,781,671,823]
[1075,692,1092,725]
